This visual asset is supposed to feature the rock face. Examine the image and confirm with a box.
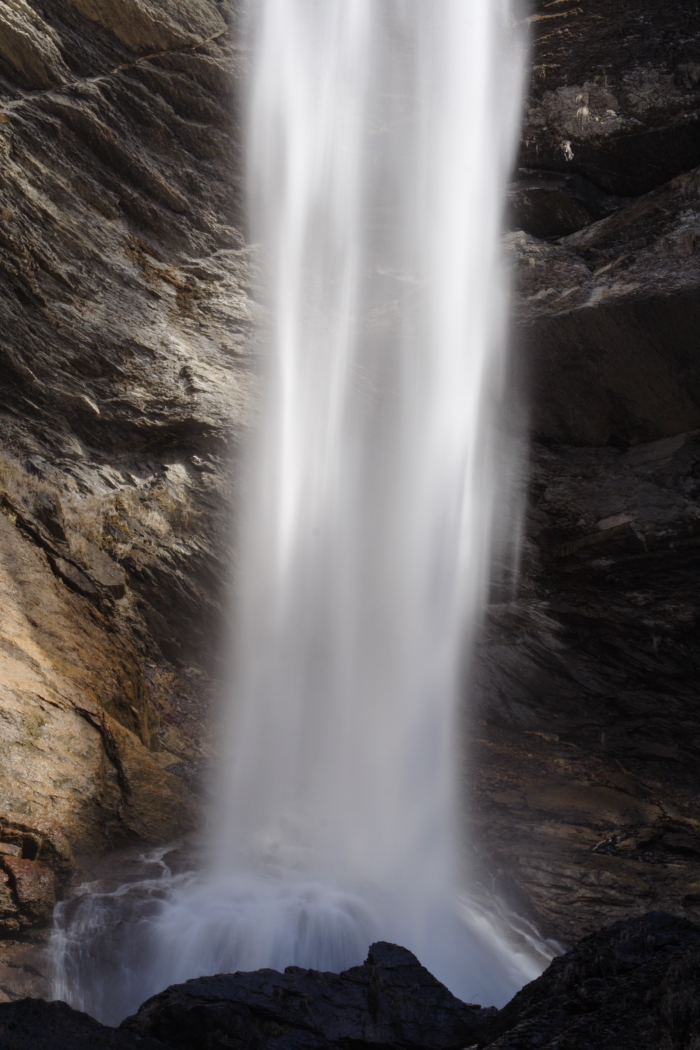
[121,942,494,1050]
[0,0,699,987]
[0,0,253,875]
[484,912,700,1049]
[4,919,693,1050]
[511,171,700,446]
[471,0,700,947]
[116,919,700,1049]
[521,0,700,197]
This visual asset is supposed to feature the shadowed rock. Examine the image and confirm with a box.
[121,941,494,1050]
[0,998,168,1049]
[523,0,700,196]
[3,919,700,1047]
[484,912,700,1049]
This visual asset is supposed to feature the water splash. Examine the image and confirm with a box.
[52,0,540,1022]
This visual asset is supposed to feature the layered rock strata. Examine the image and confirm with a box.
[472,2,700,944]
[0,0,254,882]
[521,0,700,197]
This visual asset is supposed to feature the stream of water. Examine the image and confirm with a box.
[51,0,549,1023]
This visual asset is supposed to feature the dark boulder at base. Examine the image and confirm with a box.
[5,919,700,1048]
[121,941,494,1050]
[484,912,700,1049]
[0,998,168,1049]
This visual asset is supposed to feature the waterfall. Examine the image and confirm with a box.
[51,0,550,1024]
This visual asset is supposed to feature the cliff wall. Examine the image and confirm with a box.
[473,0,700,943]
[0,0,697,967]
[0,0,254,944]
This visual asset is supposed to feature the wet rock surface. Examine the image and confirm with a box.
[472,428,700,941]
[470,1,700,945]
[0,0,698,991]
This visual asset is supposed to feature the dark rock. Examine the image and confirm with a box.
[121,941,491,1050]
[471,430,700,942]
[6,919,700,1049]
[482,913,700,1049]
[47,554,99,599]
[524,0,700,195]
[0,997,168,1049]
[507,169,623,239]
[510,166,700,446]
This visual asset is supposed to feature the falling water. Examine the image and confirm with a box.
[51,0,548,1024]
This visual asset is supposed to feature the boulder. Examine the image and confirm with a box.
[121,941,494,1050]
[4,919,700,1048]
[0,998,168,1049]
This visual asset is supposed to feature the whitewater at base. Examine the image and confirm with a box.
[51,849,559,1026]
[51,0,545,1021]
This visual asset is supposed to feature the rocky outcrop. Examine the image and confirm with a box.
[480,150,700,939]
[6,918,698,1049]
[510,170,700,446]
[464,0,700,948]
[116,917,700,1049]
[0,0,699,983]
[484,912,700,1049]
[121,942,494,1050]
[0,0,254,668]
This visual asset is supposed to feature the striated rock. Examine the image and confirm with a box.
[0,0,699,976]
[0,0,249,886]
[0,503,196,855]
[66,0,228,54]
[472,428,700,940]
[0,0,254,669]
[121,941,494,1050]
[483,912,700,1049]
[510,167,700,446]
